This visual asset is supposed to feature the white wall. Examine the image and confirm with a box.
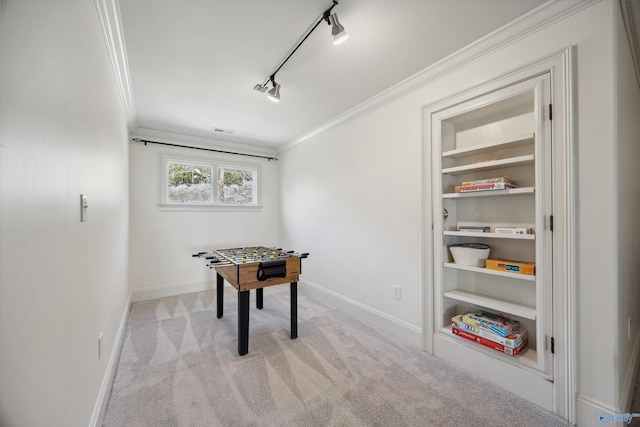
[614,2,640,411]
[0,1,130,426]
[128,130,280,300]
[280,0,636,423]
[279,102,424,344]
[571,2,619,419]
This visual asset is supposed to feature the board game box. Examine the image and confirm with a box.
[460,176,513,186]
[458,226,491,233]
[486,258,536,276]
[455,176,517,193]
[494,227,534,235]
[451,325,527,356]
[451,314,526,348]
[455,182,517,192]
[461,310,520,337]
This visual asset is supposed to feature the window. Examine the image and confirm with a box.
[217,166,256,204]
[167,161,213,204]
[163,156,259,208]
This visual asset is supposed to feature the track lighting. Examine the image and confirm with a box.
[329,13,348,45]
[267,77,280,102]
[254,0,348,102]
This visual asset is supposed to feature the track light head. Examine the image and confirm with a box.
[267,78,281,102]
[255,1,348,101]
[329,13,348,45]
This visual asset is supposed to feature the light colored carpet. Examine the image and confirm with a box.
[103,286,572,427]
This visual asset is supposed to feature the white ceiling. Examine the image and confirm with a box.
[118,0,552,149]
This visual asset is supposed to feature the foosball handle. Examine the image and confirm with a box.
[300,253,309,258]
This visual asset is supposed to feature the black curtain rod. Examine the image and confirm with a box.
[131,138,278,161]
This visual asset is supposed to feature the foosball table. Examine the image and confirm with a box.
[192,246,308,355]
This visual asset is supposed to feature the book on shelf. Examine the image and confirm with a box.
[451,325,527,356]
[451,314,526,348]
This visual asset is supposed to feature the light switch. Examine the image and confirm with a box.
[81,194,88,222]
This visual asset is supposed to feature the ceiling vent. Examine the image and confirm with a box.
[212,127,234,135]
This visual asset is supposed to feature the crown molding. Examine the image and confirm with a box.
[94,0,137,131]
[278,0,599,153]
[619,0,640,89]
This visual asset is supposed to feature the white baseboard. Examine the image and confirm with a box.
[299,279,422,348]
[131,280,214,302]
[89,292,131,427]
[621,328,640,411]
[576,395,624,427]
[575,329,640,426]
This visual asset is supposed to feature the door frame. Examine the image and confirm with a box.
[421,46,576,423]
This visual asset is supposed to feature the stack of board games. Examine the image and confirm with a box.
[451,310,527,357]
[455,176,516,193]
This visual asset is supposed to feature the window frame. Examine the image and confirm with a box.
[216,164,258,206]
[159,153,261,211]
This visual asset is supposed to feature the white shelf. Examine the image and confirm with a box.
[443,230,535,240]
[444,262,536,281]
[442,133,535,158]
[442,186,534,198]
[442,154,534,175]
[443,289,537,319]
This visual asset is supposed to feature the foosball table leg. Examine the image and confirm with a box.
[256,288,263,310]
[291,282,297,340]
[216,273,224,319]
[238,290,250,356]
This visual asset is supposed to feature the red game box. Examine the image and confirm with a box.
[451,314,526,348]
[451,325,527,357]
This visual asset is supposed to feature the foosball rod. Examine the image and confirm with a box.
[287,251,310,258]
[192,251,218,258]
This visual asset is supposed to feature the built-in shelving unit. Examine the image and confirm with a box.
[429,74,554,380]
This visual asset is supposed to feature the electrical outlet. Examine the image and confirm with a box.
[98,333,103,360]
[393,285,401,300]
